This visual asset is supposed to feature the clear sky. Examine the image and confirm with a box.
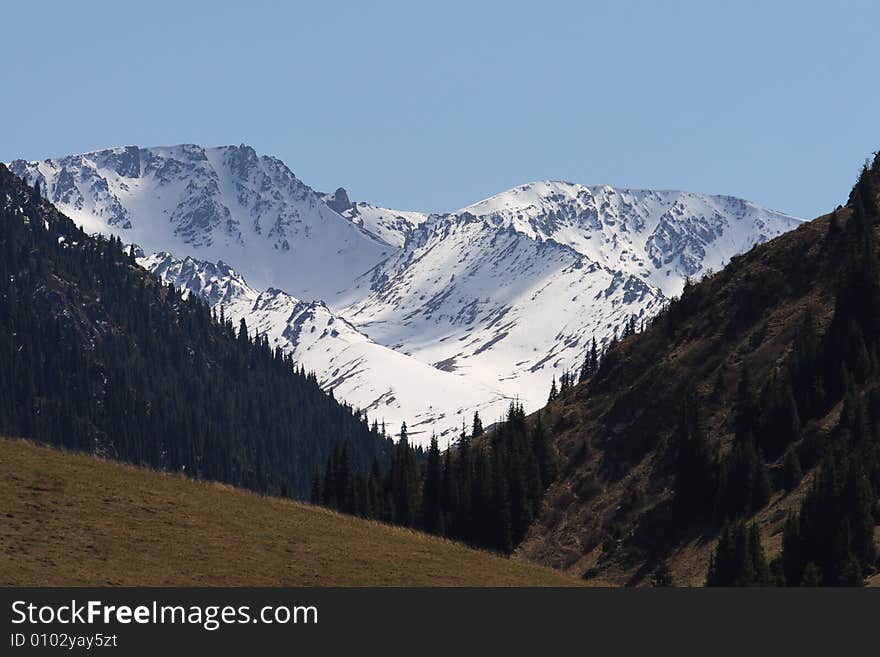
[2,0,878,219]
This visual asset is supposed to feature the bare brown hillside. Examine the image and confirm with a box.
[517,155,880,586]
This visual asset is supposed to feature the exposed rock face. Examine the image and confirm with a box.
[9,145,392,302]
[325,187,353,214]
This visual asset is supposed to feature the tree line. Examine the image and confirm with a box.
[0,164,391,499]
[312,403,557,553]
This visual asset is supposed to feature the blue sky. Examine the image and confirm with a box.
[2,0,878,218]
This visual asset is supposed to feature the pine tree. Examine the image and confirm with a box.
[421,434,443,535]
[714,440,769,522]
[652,560,674,587]
[672,396,715,519]
[589,336,599,373]
[782,407,877,587]
[800,562,821,586]
[758,373,801,459]
[238,317,249,344]
[440,447,459,537]
[707,522,770,586]
[310,466,322,504]
[491,444,513,552]
[838,558,864,586]
[781,514,803,586]
[390,423,419,527]
[748,523,771,585]
[456,423,474,538]
[548,376,558,402]
[368,457,384,520]
[578,337,599,383]
[531,411,555,487]
[472,411,484,438]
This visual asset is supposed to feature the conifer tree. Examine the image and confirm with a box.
[579,353,590,383]
[472,411,484,438]
[440,447,459,536]
[714,439,769,522]
[748,523,771,585]
[800,563,821,586]
[707,522,770,586]
[781,514,803,586]
[368,457,384,520]
[589,336,599,373]
[421,434,444,535]
[758,373,801,459]
[390,423,419,527]
[531,411,555,487]
[673,396,715,518]
[652,560,673,587]
[238,317,248,344]
[310,466,322,504]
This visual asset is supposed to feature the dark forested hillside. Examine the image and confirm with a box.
[312,404,556,554]
[0,164,390,498]
[518,154,880,587]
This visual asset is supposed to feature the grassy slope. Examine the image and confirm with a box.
[0,438,580,587]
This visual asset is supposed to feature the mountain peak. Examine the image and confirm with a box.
[324,187,353,214]
[8,144,393,302]
[450,180,801,298]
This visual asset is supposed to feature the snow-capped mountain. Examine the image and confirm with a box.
[8,145,802,443]
[340,182,802,421]
[457,181,796,297]
[321,186,427,248]
[140,250,509,440]
[9,145,392,302]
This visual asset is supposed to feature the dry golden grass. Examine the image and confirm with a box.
[0,438,580,587]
